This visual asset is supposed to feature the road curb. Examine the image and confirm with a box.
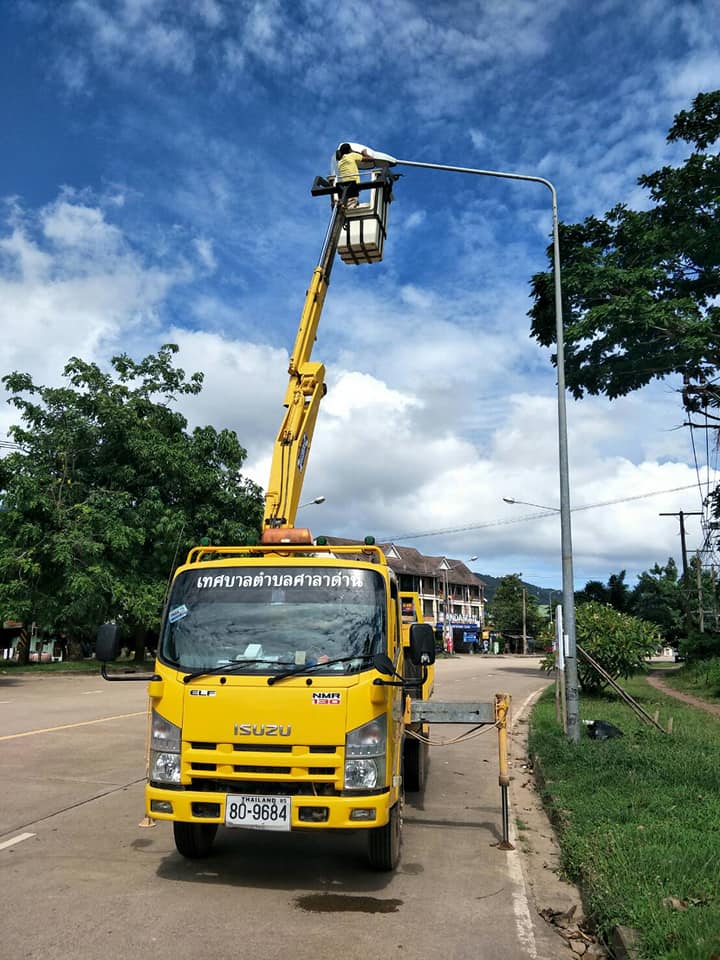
[527,733,641,959]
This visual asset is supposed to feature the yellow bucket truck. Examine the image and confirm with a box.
[97,160,435,870]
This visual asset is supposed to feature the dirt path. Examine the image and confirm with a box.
[646,670,720,716]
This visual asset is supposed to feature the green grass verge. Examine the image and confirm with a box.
[662,658,720,704]
[529,675,720,960]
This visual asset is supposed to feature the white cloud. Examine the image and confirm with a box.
[58,0,571,122]
[42,200,123,255]
[169,328,291,458]
[192,236,217,272]
[403,210,427,230]
[666,56,720,100]
[0,196,181,438]
[469,128,487,152]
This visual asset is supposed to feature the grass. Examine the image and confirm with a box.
[529,674,720,960]
[662,657,720,704]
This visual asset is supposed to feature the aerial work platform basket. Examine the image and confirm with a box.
[312,147,397,267]
[335,170,393,265]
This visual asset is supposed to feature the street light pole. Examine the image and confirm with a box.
[397,157,580,742]
[444,567,450,652]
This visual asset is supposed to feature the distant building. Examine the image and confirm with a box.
[326,539,485,643]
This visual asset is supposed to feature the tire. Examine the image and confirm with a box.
[367,800,402,871]
[173,821,218,859]
[403,735,428,793]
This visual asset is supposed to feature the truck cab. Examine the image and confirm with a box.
[98,542,434,870]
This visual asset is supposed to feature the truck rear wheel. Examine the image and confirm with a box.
[173,822,218,859]
[367,800,402,871]
[403,735,428,793]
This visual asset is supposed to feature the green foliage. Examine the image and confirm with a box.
[630,558,684,641]
[573,601,660,693]
[529,678,720,958]
[679,629,720,662]
[488,573,543,647]
[529,89,720,440]
[0,345,264,648]
[665,657,720,701]
[576,569,630,612]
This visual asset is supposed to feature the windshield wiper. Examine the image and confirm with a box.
[267,654,375,686]
[182,659,287,684]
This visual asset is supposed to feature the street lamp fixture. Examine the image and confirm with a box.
[395,155,580,742]
[503,497,560,512]
[298,496,326,509]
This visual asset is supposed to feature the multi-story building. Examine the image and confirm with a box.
[315,537,486,649]
[379,543,485,640]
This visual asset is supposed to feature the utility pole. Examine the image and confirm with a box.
[696,550,704,633]
[659,510,702,582]
[522,588,527,655]
[659,510,702,632]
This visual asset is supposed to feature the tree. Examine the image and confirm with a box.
[489,573,542,651]
[0,346,264,659]
[630,558,684,642]
[576,579,609,606]
[572,601,660,694]
[678,555,720,658]
[529,90,720,510]
[576,570,630,612]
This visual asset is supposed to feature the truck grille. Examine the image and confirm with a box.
[184,741,342,795]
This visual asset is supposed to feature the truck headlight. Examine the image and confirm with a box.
[150,750,181,784]
[345,715,386,790]
[150,711,181,784]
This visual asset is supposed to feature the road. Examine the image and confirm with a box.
[0,657,564,959]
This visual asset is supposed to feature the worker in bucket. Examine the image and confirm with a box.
[335,142,375,208]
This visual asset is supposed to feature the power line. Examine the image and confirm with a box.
[382,482,709,543]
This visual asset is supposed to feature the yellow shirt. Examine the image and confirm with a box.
[337,151,364,183]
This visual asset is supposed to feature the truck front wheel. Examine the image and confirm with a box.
[403,735,428,793]
[173,822,218,859]
[367,800,402,871]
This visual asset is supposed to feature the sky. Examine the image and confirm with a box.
[2,0,719,591]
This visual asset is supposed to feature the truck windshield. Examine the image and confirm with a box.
[160,565,387,676]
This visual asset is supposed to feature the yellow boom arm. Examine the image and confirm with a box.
[262,263,330,531]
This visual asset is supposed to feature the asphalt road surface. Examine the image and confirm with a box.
[0,657,563,959]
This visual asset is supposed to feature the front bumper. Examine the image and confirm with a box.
[146,784,392,829]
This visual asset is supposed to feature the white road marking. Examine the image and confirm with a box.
[504,685,553,959]
[0,832,36,851]
[507,820,539,958]
[0,711,145,741]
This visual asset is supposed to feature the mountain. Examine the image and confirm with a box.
[474,572,561,607]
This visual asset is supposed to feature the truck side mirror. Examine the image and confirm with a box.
[409,623,435,666]
[373,653,396,676]
[96,623,121,663]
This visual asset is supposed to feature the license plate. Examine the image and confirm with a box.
[225,794,291,831]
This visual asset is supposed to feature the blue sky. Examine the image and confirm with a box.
[2,0,720,589]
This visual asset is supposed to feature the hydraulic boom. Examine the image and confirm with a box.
[262,171,395,537]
